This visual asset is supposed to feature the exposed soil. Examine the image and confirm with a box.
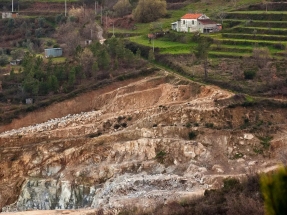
[0,71,286,214]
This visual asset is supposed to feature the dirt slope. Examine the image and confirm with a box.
[0,71,286,214]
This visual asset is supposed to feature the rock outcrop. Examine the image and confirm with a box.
[0,71,286,214]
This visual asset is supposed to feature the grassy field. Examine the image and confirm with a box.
[129,35,197,54]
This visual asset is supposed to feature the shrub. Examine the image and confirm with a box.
[114,124,120,129]
[258,136,273,149]
[244,70,256,80]
[205,123,214,128]
[87,132,102,138]
[188,131,197,140]
[155,150,166,163]
[133,0,167,23]
[261,167,287,215]
[0,55,9,66]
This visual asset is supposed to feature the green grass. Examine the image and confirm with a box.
[50,57,66,64]
[211,43,284,54]
[240,27,287,32]
[129,35,198,54]
[222,33,287,41]
[129,35,196,54]
[225,19,287,23]
[160,46,192,54]
[214,37,287,46]
[226,27,287,36]
[209,51,250,58]
[211,44,253,50]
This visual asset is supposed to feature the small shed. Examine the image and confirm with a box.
[10,59,21,66]
[1,12,18,19]
[171,21,181,32]
[44,48,62,58]
[26,98,33,104]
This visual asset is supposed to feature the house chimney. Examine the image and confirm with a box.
[12,0,14,12]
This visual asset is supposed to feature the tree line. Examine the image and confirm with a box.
[5,37,146,99]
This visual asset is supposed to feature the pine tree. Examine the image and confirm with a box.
[98,49,111,70]
[68,67,76,87]
[148,49,155,62]
[136,48,141,59]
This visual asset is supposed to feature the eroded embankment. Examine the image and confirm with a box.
[0,71,286,214]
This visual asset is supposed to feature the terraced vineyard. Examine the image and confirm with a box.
[211,4,287,58]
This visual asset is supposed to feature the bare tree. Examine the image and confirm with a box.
[79,48,94,77]
[56,23,80,56]
[217,9,227,25]
[252,47,271,69]
[279,148,287,166]
[231,0,237,7]
[262,0,268,12]
[65,31,81,56]
[194,37,212,79]
[231,63,243,80]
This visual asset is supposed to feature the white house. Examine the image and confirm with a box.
[171,13,221,33]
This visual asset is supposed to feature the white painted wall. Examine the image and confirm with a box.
[180,18,198,32]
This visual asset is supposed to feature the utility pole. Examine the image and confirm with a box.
[95,1,97,15]
[65,0,67,17]
[91,29,93,39]
[153,38,154,53]
[101,6,102,25]
[106,12,107,28]
[113,22,115,37]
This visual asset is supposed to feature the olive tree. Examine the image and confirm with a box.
[133,0,167,23]
[113,0,132,17]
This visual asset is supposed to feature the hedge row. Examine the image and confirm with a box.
[214,39,286,50]
[246,21,287,28]
[125,41,160,59]
[226,13,287,21]
[225,27,287,36]
[222,33,287,42]
[239,2,287,11]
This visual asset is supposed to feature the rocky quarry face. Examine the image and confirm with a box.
[0,71,286,214]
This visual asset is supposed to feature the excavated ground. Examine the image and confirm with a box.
[0,70,287,214]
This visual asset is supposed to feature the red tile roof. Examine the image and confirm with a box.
[181,13,202,19]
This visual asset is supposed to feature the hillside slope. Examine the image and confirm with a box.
[0,70,286,214]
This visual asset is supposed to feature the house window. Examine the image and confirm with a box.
[183,20,185,25]
[192,20,194,25]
